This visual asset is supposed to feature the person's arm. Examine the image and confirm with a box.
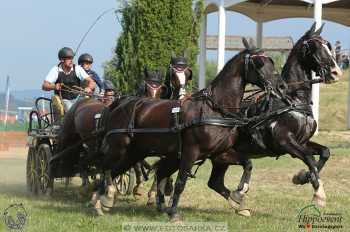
[42,81,61,91]
[42,67,59,91]
[84,76,96,93]
[90,70,104,90]
[76,66,95,93]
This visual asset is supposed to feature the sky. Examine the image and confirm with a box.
[0,0,349,91]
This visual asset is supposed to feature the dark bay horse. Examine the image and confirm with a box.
[96,40,276,220]
[146,56,193,205]
[133,68,167,196]
[207,23,343,216]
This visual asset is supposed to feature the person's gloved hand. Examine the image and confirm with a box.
[84,87,92,94]
[55,83,62,91]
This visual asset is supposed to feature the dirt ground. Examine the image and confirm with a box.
[0,132,27,154]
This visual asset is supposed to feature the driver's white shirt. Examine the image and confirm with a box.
[45,64,89,84]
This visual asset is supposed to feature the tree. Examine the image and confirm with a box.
[104,0,204,94]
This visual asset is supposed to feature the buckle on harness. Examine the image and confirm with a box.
[172,107,180,113]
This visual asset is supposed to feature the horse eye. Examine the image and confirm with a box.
[327,42,332,51]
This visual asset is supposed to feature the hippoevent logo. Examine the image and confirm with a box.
[2,203,27,230]
[297,204,343,230]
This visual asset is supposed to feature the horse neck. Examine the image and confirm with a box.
[282,55,312,104]
[210,67,245,112]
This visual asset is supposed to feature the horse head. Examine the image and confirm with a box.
[168,52,192,100]
[143,67,166,99]
[291,23,342,84]
[240,37,277,91]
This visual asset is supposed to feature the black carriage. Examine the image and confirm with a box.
[26,97,136,196]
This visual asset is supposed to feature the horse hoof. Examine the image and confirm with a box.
[100,186,116,208]
[94,200,104,216]
[156,203,166,213]
[292,169,309,185]
[100,195,114,208]
[236,209,251,217]
[169,213,182,223]
[229,191,242,204]
[228,198,240,210]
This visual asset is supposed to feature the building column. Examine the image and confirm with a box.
[217,0,226,73]
[312,0,322,133]
[347,33,350,128]
[256,21,263,48]
[199,14,207,90]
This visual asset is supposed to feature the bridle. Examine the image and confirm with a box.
[192,52,275,117]
[144,80,163,98]
[169,63,192,99]
[244,52,274,92]
[301,37,335,82]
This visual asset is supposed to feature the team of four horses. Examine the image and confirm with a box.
[50,24,342,221]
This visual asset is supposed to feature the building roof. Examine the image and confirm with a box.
[205,0,350,26]
[206,35,293,51]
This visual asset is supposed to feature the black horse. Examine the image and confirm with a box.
[207,23,342,217]
[94,39,276,221]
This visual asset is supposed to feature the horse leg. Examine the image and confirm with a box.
[99,170,116,211]
[280,136,326,207]
[133,162,144,197]
[164,176,174,196]
[154,156,179,212]
[229,159,252,217]
[207,161,230,199]
[165,151,197,222]
[147,176,158,206]
[293,141,330,186]
[97,149,141,215]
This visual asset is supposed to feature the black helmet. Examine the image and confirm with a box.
[171,57,188,67]
[58,47,74,59]
[103,80,115,91]
[78,53,93,65]
[143,67,162,83]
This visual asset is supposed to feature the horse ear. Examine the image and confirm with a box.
[314,23,325,35]
[242,37,250,49]
[305,22,316,37]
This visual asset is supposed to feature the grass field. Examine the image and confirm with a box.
[0,71,349,232]
[0,133,349,232]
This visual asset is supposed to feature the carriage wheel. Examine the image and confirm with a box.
[114,168,136,196]
[36,144,54,196]
[26,147,38,195]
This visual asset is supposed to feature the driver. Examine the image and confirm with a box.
[42,47,95,111]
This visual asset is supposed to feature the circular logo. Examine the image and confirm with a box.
[3,203,27,230]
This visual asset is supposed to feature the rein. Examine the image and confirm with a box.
[286,78,324,87]
[60,84,114,101]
